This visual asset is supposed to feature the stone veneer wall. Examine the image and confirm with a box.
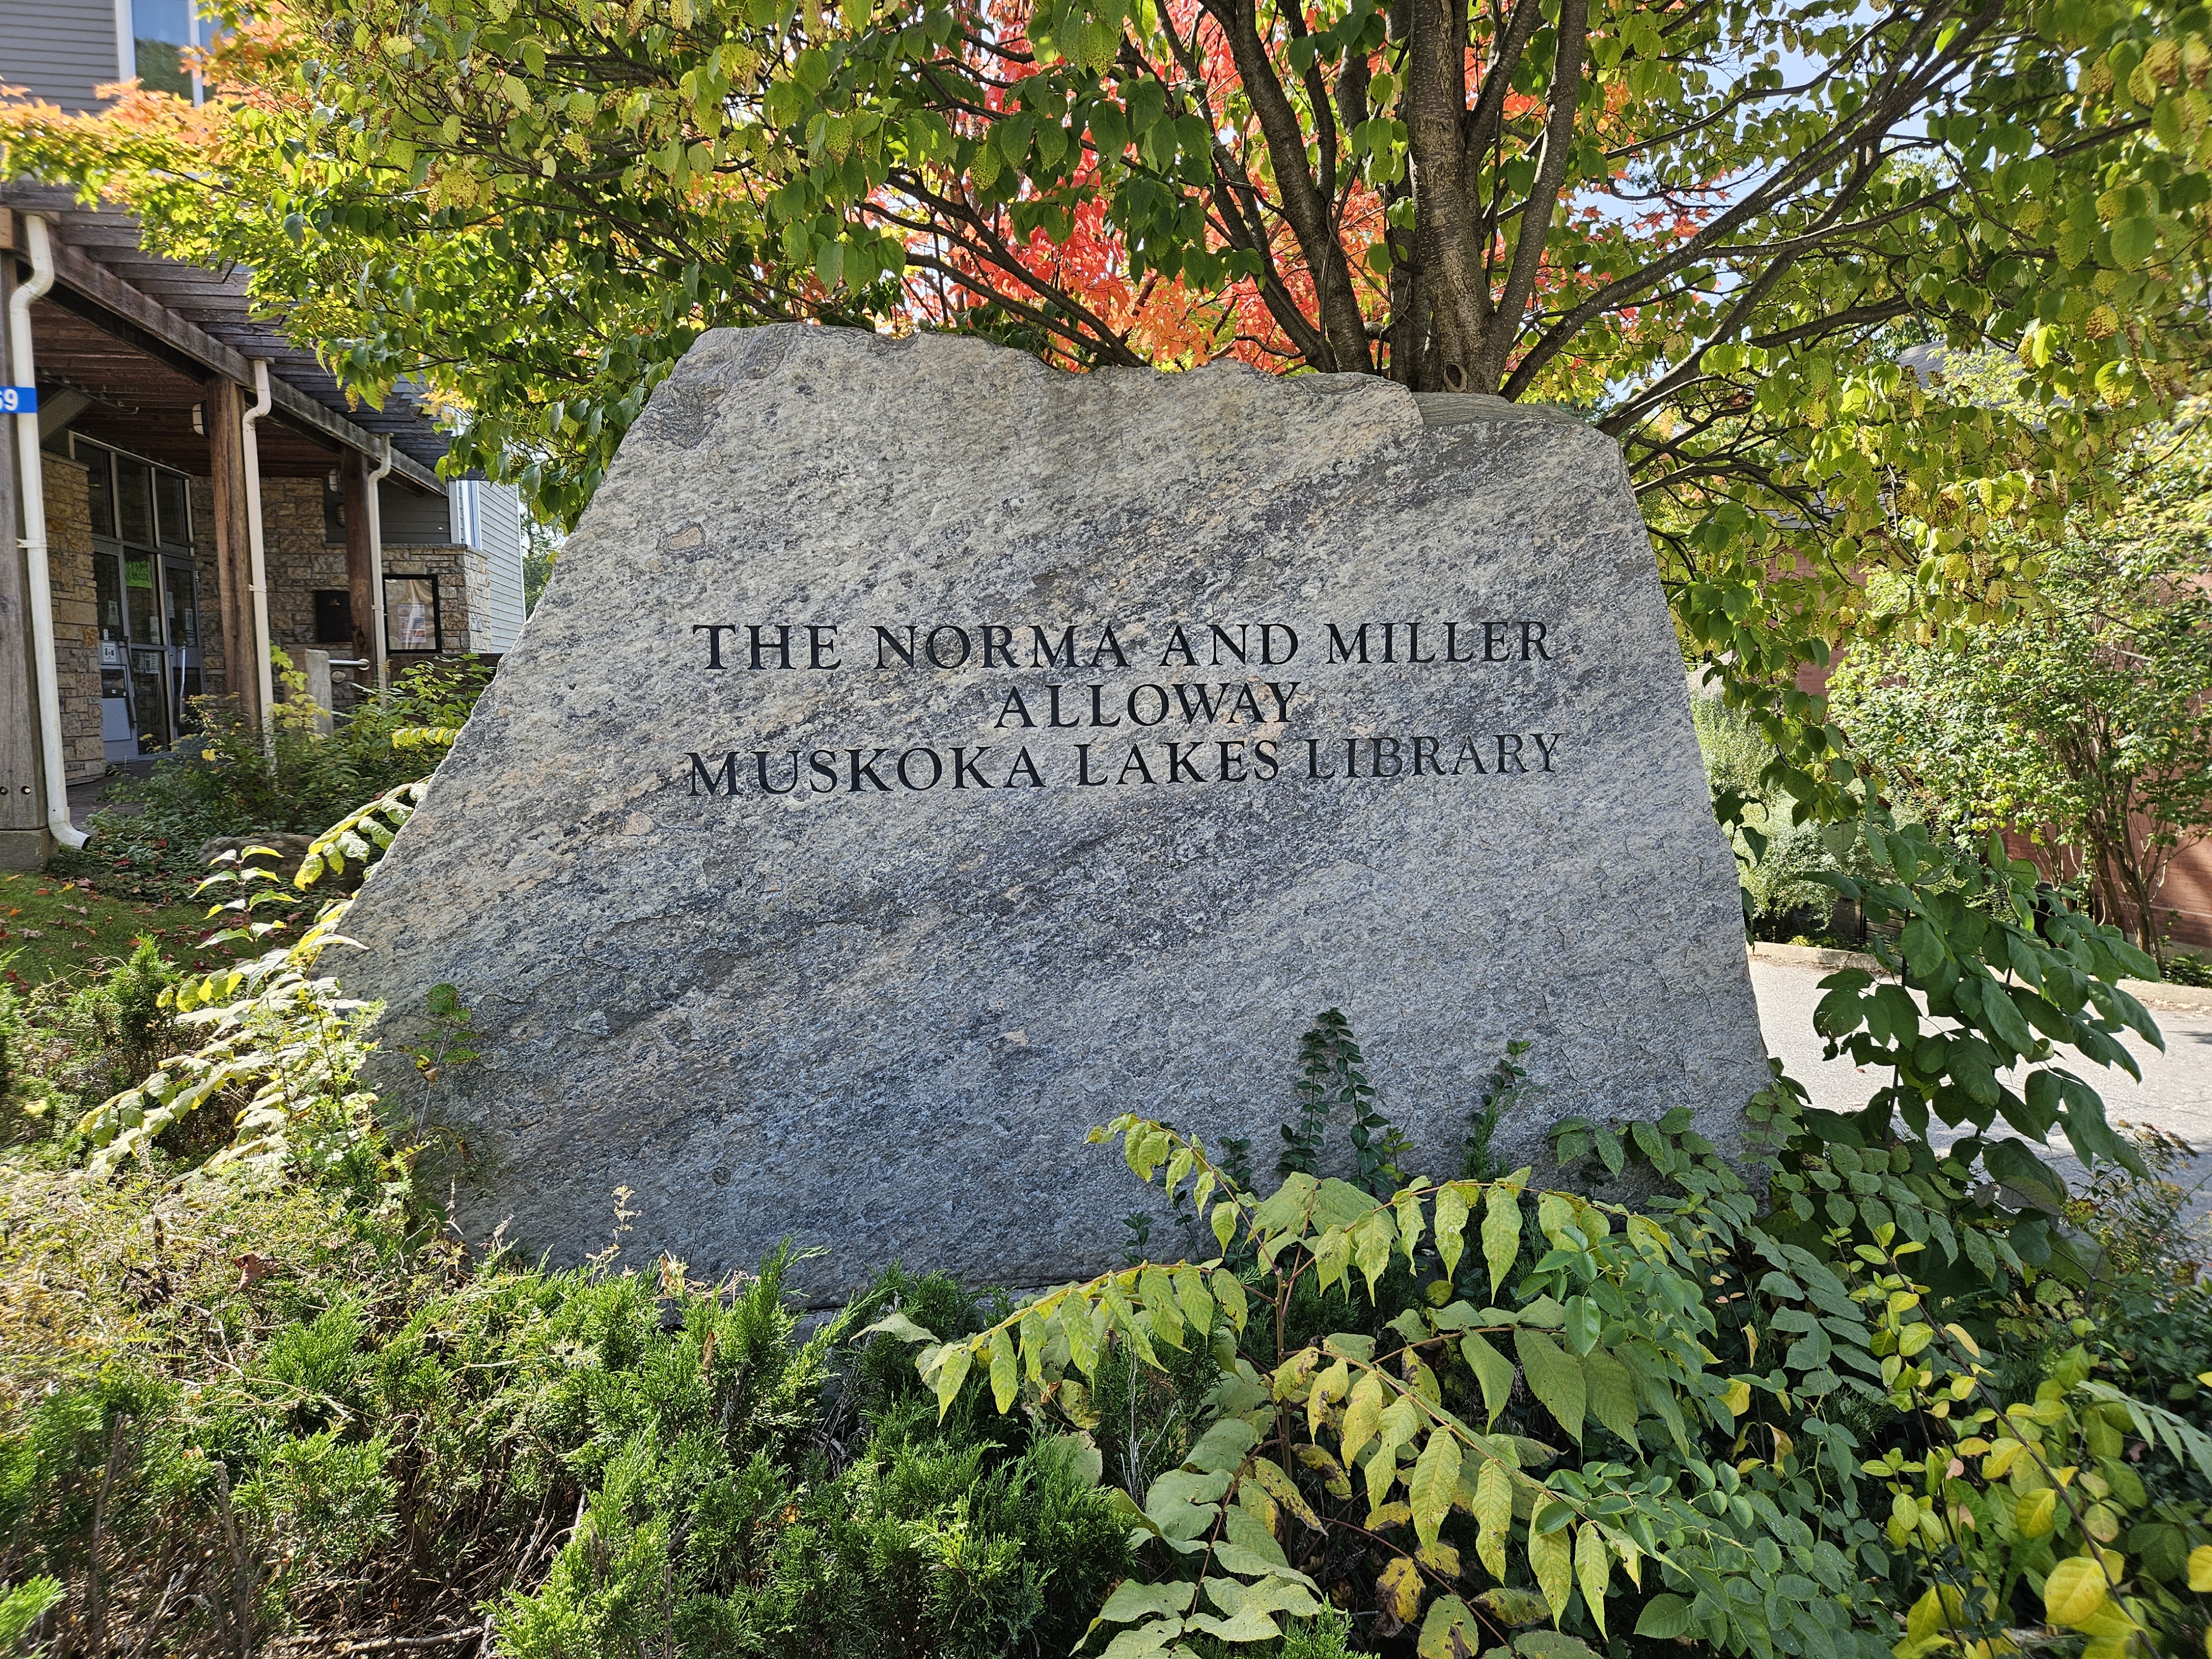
[261,476,487,670]
[263,478,346,656]
[41,453,103,785]
[186,476,227,703]
[382,544,487,657]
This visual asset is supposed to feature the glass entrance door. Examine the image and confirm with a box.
[79,439,201,760]
[163,556,203,740]
[124,551,171,753]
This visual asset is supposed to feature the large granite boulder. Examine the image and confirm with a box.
[338,324,1768,1297]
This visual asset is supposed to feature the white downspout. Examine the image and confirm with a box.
[238,359,274,747]
[366,438,393,692]
[9,215,87,850]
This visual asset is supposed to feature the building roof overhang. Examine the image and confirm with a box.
[2,182,451,493]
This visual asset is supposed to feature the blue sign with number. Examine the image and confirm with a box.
[0,387,36,415]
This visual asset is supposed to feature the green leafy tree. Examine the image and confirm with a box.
[5,0,2210,816]
[1831,416,2212,954]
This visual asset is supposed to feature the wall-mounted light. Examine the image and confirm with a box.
[190,401,205,435]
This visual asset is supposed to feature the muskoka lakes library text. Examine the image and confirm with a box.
[678,615,1568,800]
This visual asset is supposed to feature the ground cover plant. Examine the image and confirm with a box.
[3,765,2209,1658]
[58,654,499,901]
[0,873,250,990]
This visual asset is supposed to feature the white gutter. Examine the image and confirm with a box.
[9,215,87,850]
[239,359,274,747]
[366,439,393,692]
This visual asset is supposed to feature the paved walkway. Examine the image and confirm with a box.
[1751,957,2212,1228]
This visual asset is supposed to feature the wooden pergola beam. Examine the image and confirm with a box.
[39,237,448,494]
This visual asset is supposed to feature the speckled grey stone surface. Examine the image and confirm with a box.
[338,324,1768,1298]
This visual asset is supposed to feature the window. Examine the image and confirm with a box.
[384,576,441,653]
[154,469,191,548]
[314,590,354,645]
[72,436,196,552]
[83,444,117,540]
[132,0,195,98]
[114,457,155,546]
[129,0,228,103]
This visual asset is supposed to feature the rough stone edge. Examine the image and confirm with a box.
[1412,391,1589,429]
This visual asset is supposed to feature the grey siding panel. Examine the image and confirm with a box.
[0,0,123,111]
[376,478,457,545]
[466,483,527,653]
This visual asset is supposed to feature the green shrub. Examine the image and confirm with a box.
[0,938,181,1139]
[2162,952,2212,989]
[7,778,2204,1659]
[1692,692,1873,937]
[80,654,495,869]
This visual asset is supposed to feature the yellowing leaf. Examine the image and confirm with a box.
[1173,1265,1214,1336]
[1483,1184,1522,1295]
[1417,1540,1462,1577]
[1366,1400,1422,1510]
[1139,1266,1184,1348]
[1342,1372,1386,1466]
[1214,1272,1249,1332]
[2190,1544,2212,1592]
[988,1327,1018,1412]
[1721,1378,1751,1417]
[932,1340,973,1420]
[1395,1188,1426,1262]
[1474,1585,1550,1627]
[1354,1211,1398,1298]
[1473,1458,1511,1580]
[2043,1556,2110,1629]
[2015,1488,2057,1538]
[1308,1358,1350,1439]
[1377,1554,1426,1634]
[1417,1593,1480,1659]
[1906,1585,1963,1642]
[1435,1185,1470,1282]
[1294,1443,1354,1499]
[1409,1430,1462,1548]
[1247,1455,1321,1530]
[1527,1505,1574,1623]
[1574,1525,1609,1635]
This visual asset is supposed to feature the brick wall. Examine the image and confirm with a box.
[1999,830,2212,952]
[41,453,102,784]
[2158,843,2212,952]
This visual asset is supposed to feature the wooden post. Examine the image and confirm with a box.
[0,233,49,864]
[205,377,262,731]
[342,449,376,686]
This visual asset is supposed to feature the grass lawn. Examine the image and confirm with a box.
[0,868,258,989]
